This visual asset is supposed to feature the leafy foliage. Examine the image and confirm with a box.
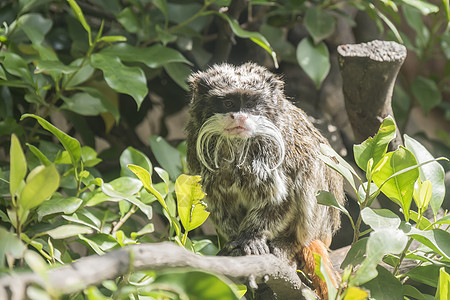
[318,116,449,299]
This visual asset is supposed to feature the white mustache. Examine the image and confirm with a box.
[196,114,286,172]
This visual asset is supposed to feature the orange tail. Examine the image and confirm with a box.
[299,240,340,300]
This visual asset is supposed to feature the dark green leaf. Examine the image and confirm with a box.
[62,58,95,88]
[316,190,349,214]
[120,146,152,178]
[61,92,108,116]
[67,0,91,44]
[21,114,81,167]
[100,43,191,68]
[37,194,83,221]
[404,227,450,260]
[149,136,182,180]
[26,143,51,166]
[164,62,191,91]
[35,60,78,76]
[411,76,441,114]
[362,265,403,300]
[341,238,368,269]
[296,38,330,89]
[117,7,140,33]
[90,53,148,109]
[0,52,33,84]
[406,264,441,287]
[18,13,52,44]
[304,7,336,44]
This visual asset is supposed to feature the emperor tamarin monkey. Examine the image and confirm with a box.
[185,63,345,298]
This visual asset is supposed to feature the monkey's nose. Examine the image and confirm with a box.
[230,113,248,123]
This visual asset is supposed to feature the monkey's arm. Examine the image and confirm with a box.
[220,197,296,256]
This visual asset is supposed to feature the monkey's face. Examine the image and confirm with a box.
[188,63,286,172]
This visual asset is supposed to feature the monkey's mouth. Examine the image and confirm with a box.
[224,126,251,136]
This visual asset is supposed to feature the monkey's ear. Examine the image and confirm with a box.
[188,72,209,100]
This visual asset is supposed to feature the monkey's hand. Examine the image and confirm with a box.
[218,235,270,256]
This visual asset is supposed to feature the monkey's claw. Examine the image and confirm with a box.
[218,236,270,256]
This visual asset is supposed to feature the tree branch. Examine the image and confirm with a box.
[0,242,312,300]
[337,40,407,150]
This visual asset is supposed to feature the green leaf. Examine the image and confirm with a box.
[403,226,450,260]
[353,228,408,285]
[0,52,33,84]
[100,179,152,220]
[62,58,95,88]
[164,62,191,91]
[37,194,83,221]
[361,207,401,231]
[61,92,108,116]
[21,114,81,167]
[216,13,278,68]
[318,143,358,193]
[149,136,183,180]
[0,227,27,267]
[26,143,51,166]
[75,87,120,122]
[436,267,450,299]
[175,174,209,232]
[67,0,92,44]
[120,146,152,178]
[401,0,439,15]
[18,13,53,44]
[98,36,127,43]
[354,116,397,172]
[35,60,78,76]
[81,146,102,167]
[406,264,441,288]
[403,285,433,300]
[304,7,336,44]
[46,224,93,239]
[316,190,348,214]
[152,270,240,300]
[296,38,330,89]
[90,53,148,109]
[411,77,441,114]
[100,43,191,68]
[10,134,27,196]
[313,254,338,300]
[372,146,419,220]
[341,238,368,269]
[343,287,369,300]
[362,265,403,299]
[19,164,60,210]
[413,179,432,212]
[117,7,140,33]
[404,134,446,215]
[127,165,167,211]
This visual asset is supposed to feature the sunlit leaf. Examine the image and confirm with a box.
[175,174,209,231]
[405,134,446,215]
[37,194,82,221]
[354,116,397,172]
[46,224,93,239]
[19,164,60,210]
[372,146,419,220]
[361,207,401,231]
[10,134,27,196]
[0,227,27,267]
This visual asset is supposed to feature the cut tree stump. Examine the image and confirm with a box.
[337,40,407,149]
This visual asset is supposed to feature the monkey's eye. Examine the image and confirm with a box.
[222,99,235,108]
[245,99,257,108]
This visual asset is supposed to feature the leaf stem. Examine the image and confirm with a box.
[112,205,137,234]
[393,237,413,275]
